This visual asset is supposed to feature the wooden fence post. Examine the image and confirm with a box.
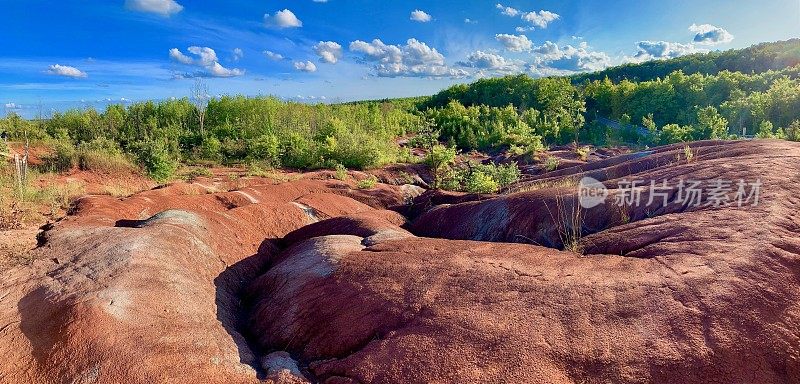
[22,139,28,186]
[14,154,22,198]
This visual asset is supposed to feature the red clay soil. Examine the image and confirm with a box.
[0,178,415,383]
[0,228,39,267]
[1,140,799,383]
[5,143,48,166]
[246,140,800,383]
[52,169,155,195]
[503,144,630,175]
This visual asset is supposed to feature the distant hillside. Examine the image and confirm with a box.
[421,39,800,112]
[417,39,800,147]
[571,39,800,84]
[342,96,430,111]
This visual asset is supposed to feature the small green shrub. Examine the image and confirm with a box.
[248,134,280,165]
[437,162,520,193]
[508,144,525,156]
[683,145,695,163]
[500,120,546,156]
[493,163,521,187]
[333,134,387,169]
[199,136,222,162]
[220,138,247,162]
[0,140,9,156]
[407,121,439,150]
[184,167,213,181]
[137,142,177,182]
[522,140,547,157]
[76,138,135,174]
[544,157,560,172]
[396,147,419,164]
[576,146,590,161]
[334,163,348,181]
[425,144,457,189]
[660,124,693,144]
[41,141,76,173]
[245,163,272,178]
[398,171,416,185]
[76,137,120,154]
[756,121,782,139]
[473,163,520,188]
[464,170,499,193]
[327,131,395,170]
[786,120,800,142]
[436,166,464,191]
[696,106,729,140]
[280,132,319,169]
[356,175,378,189]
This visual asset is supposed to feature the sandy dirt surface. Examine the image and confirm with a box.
[0,228,39,268]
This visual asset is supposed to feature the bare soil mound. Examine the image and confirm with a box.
[0,178,413,383]
[1,140,798,383]
[245,140,800,383]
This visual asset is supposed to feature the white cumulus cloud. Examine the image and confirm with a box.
[689,23,734,45]
[232,48,244,61]
[521,10,559,28]
[294,61,317,72]
[263,50,285,61]
[495,34,533,52]
[495,3,519,17]
[125,0,183,16]
[169,48,193,64]
[264,9,302,29]
[349,38,467,78]
[528,41,612,75]
[313,41,343,64]
[497,3,559,31]
[456,51,523,75]
[206,62,244,77]
[169,46,244,77]
[410,9,432,22]
[187,46,218,66]
[47,64,88,78]
[626,41,703,63]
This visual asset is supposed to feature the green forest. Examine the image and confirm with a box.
[2,39,800,187]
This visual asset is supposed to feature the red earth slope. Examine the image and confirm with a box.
[0,140,798,383]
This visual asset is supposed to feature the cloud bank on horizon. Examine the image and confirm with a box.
[1,0,796,114]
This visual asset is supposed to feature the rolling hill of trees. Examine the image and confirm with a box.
[571,39,800,84]
[423,39,800,148]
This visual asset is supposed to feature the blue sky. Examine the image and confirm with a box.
[2,0,799,117]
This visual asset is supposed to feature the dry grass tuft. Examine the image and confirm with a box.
[100,182,141,198]
[0,164,86,227]
[504,177,580,194]
[542,193,585,254]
